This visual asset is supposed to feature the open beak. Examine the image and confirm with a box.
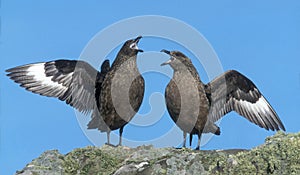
[160,49,172,66]
[160,59,172,66]
[134,36,143,52]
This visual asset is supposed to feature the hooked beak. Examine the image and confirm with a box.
[160,49,172,66]
[134,36,142,43]
[160,49,171,55]
[134,36,143,52]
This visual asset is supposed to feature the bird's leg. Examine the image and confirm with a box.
[107,130,111,144]
[195,133,202,150]
[105,130,115,147]
[189,133,193,147]
[182,132,187,148]
[117,126,124,147]
[174,132,187,149]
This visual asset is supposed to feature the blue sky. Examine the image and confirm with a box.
[1,1,300,174]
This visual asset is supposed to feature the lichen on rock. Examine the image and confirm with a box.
[16,131,300,175]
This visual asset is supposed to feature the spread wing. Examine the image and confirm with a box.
[205,70,285,131]
[6,59,109,114]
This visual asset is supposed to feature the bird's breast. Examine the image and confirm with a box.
[165,74,209,133]
[99,64,144,124]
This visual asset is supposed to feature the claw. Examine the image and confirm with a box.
[105,143,118,147]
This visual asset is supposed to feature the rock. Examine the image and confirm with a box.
[15,150,64,175]
[113,161,149,175]
[15,131,300,174]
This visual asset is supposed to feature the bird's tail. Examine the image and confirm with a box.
[87,117,99,129]
[214,127,221,135]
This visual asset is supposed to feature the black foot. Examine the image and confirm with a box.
[194,146,200,150]
[173,146,186,150]
[105,143,118,147]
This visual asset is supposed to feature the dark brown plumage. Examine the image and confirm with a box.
[88,36,145,146]
[6,36,144,146]
[161,49,285,150]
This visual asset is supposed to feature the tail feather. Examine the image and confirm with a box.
[87,117,99,129]
[214,127,221,135]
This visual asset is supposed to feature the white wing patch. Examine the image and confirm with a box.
[233,95,280,130]
[7,62,73,98]
[237,96,270,117]
[27,63,68,90]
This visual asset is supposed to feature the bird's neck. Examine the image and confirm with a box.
[111,54,138,69]
[173,67,201,83]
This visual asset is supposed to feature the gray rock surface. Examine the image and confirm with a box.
[16,131,300,175]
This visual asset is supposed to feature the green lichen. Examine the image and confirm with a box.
[62,146,121,175]
[16,132,300,175]
[192,131,300,175]
[230,131,300,175]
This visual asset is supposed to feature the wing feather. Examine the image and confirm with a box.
[205,70,285,131]
[6,59,110,114]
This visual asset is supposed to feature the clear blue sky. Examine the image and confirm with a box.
[1,1,300,174]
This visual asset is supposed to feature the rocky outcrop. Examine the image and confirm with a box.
[16,131,300,175]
